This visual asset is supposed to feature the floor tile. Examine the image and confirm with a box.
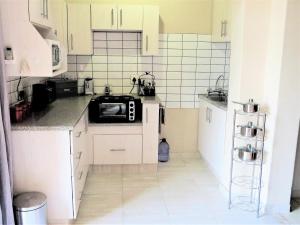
[74,151,294,225]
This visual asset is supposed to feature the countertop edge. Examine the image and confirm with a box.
[198,94,228,111]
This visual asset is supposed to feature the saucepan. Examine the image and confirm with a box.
[237,122,262,137]
[235,144,258,161]
[233,99,259,113]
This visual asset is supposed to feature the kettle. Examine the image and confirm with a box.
[84,78,94,95]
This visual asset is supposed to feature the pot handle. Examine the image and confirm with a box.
[232,101,244,105]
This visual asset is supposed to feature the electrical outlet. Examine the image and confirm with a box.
[130,75,136,85]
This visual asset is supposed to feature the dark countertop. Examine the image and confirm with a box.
[11,96,92,131]
[198,94,228,111]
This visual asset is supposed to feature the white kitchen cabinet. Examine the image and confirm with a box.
[93,134,142,165]
[29,0,52,28]
[198,99,227,180]
[143,103,160,164]
[89,124,143,165]
[51,0,68,48]
[142,6,159,56]
[12,110,89,221]
[91,4,143,31]
[212,0,231,42]
[67,3,92,55]
[118,5,143,31]
[91,4,118,30]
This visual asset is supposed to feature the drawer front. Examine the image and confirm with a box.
[93,135,142,165]
[72,131,86,169]
[72,150,88,218]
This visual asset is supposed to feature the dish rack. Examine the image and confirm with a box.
[228,103,267,217]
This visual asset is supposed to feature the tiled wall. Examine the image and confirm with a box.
[6,32,230,108]
[66,32,231,108]
[6,76,47,105]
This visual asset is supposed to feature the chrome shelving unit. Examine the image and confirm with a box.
[228,108,267,217]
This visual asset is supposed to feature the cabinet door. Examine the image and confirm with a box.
[143,103,159,164]
[67,3,92,55]
[223,0,231,42]
[91,4,118,30]
[212,0,231,42]
[118,5,143,31]
[29,0,51,28]
[142,6,159,56]
[209,106,227,179]
[51,0,67,48]
[93,135,142,165]
[198,102,210,156]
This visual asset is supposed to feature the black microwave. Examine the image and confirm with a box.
[89,95,142,123]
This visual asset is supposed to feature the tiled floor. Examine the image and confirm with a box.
[75,152,298,224]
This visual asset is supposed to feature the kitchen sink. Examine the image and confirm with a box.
[207,95,227,102]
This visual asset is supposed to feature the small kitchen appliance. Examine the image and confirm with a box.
[84,78,94,95]
[47,79,78,98]
[137,72,156,96]
[45,39,62,71]
[31,83,55,112]
[89,95,142,123]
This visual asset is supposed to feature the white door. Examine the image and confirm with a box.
[118,5,143,31]
[142,103,159,164]
[93,135,142,165]
[29,0,51,28]
[142,6,159,56]
[212,0,231,42]
[67,3,92,55]
[91,4,118,30]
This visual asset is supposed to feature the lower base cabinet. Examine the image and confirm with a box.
[11,110,89,221]
[93,134,142,164]
[198,100,227,180]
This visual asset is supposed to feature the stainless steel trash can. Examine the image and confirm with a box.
[13,192,47,225]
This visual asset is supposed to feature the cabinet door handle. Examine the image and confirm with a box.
[146,35,149,52]
[111,8,114,26]
[221,21,224,37]
[205,107,209,122]
[75,131,82,138]
[146,108,148,123]
[78,171,83,180]
[70,34,74,50]
[209,108,212,123]
[41,0,45,17]
[45,0,48,19]
[224,20,227,37]
[110,149,126,152]
[120,9,123,26]
[76,152,82,160]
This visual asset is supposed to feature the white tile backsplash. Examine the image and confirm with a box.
[63,32,231,109]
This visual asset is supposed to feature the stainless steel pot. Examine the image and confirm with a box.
[233,99,259,113]
[235,144,258,161]
[237,122,262,137]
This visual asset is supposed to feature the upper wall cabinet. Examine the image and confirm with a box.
[91,4,143,31]
[51,0,68,49]
[212,0,231,42]
[91,4,118,30]
[142,6,159,56]
[67,3,93,55]
[29,0,52,28]
[118,5,143,31]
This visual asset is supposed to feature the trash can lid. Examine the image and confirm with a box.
[14,192,47,211]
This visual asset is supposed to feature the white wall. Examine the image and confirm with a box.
[221,0,300,214]
[266,0,300,211]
